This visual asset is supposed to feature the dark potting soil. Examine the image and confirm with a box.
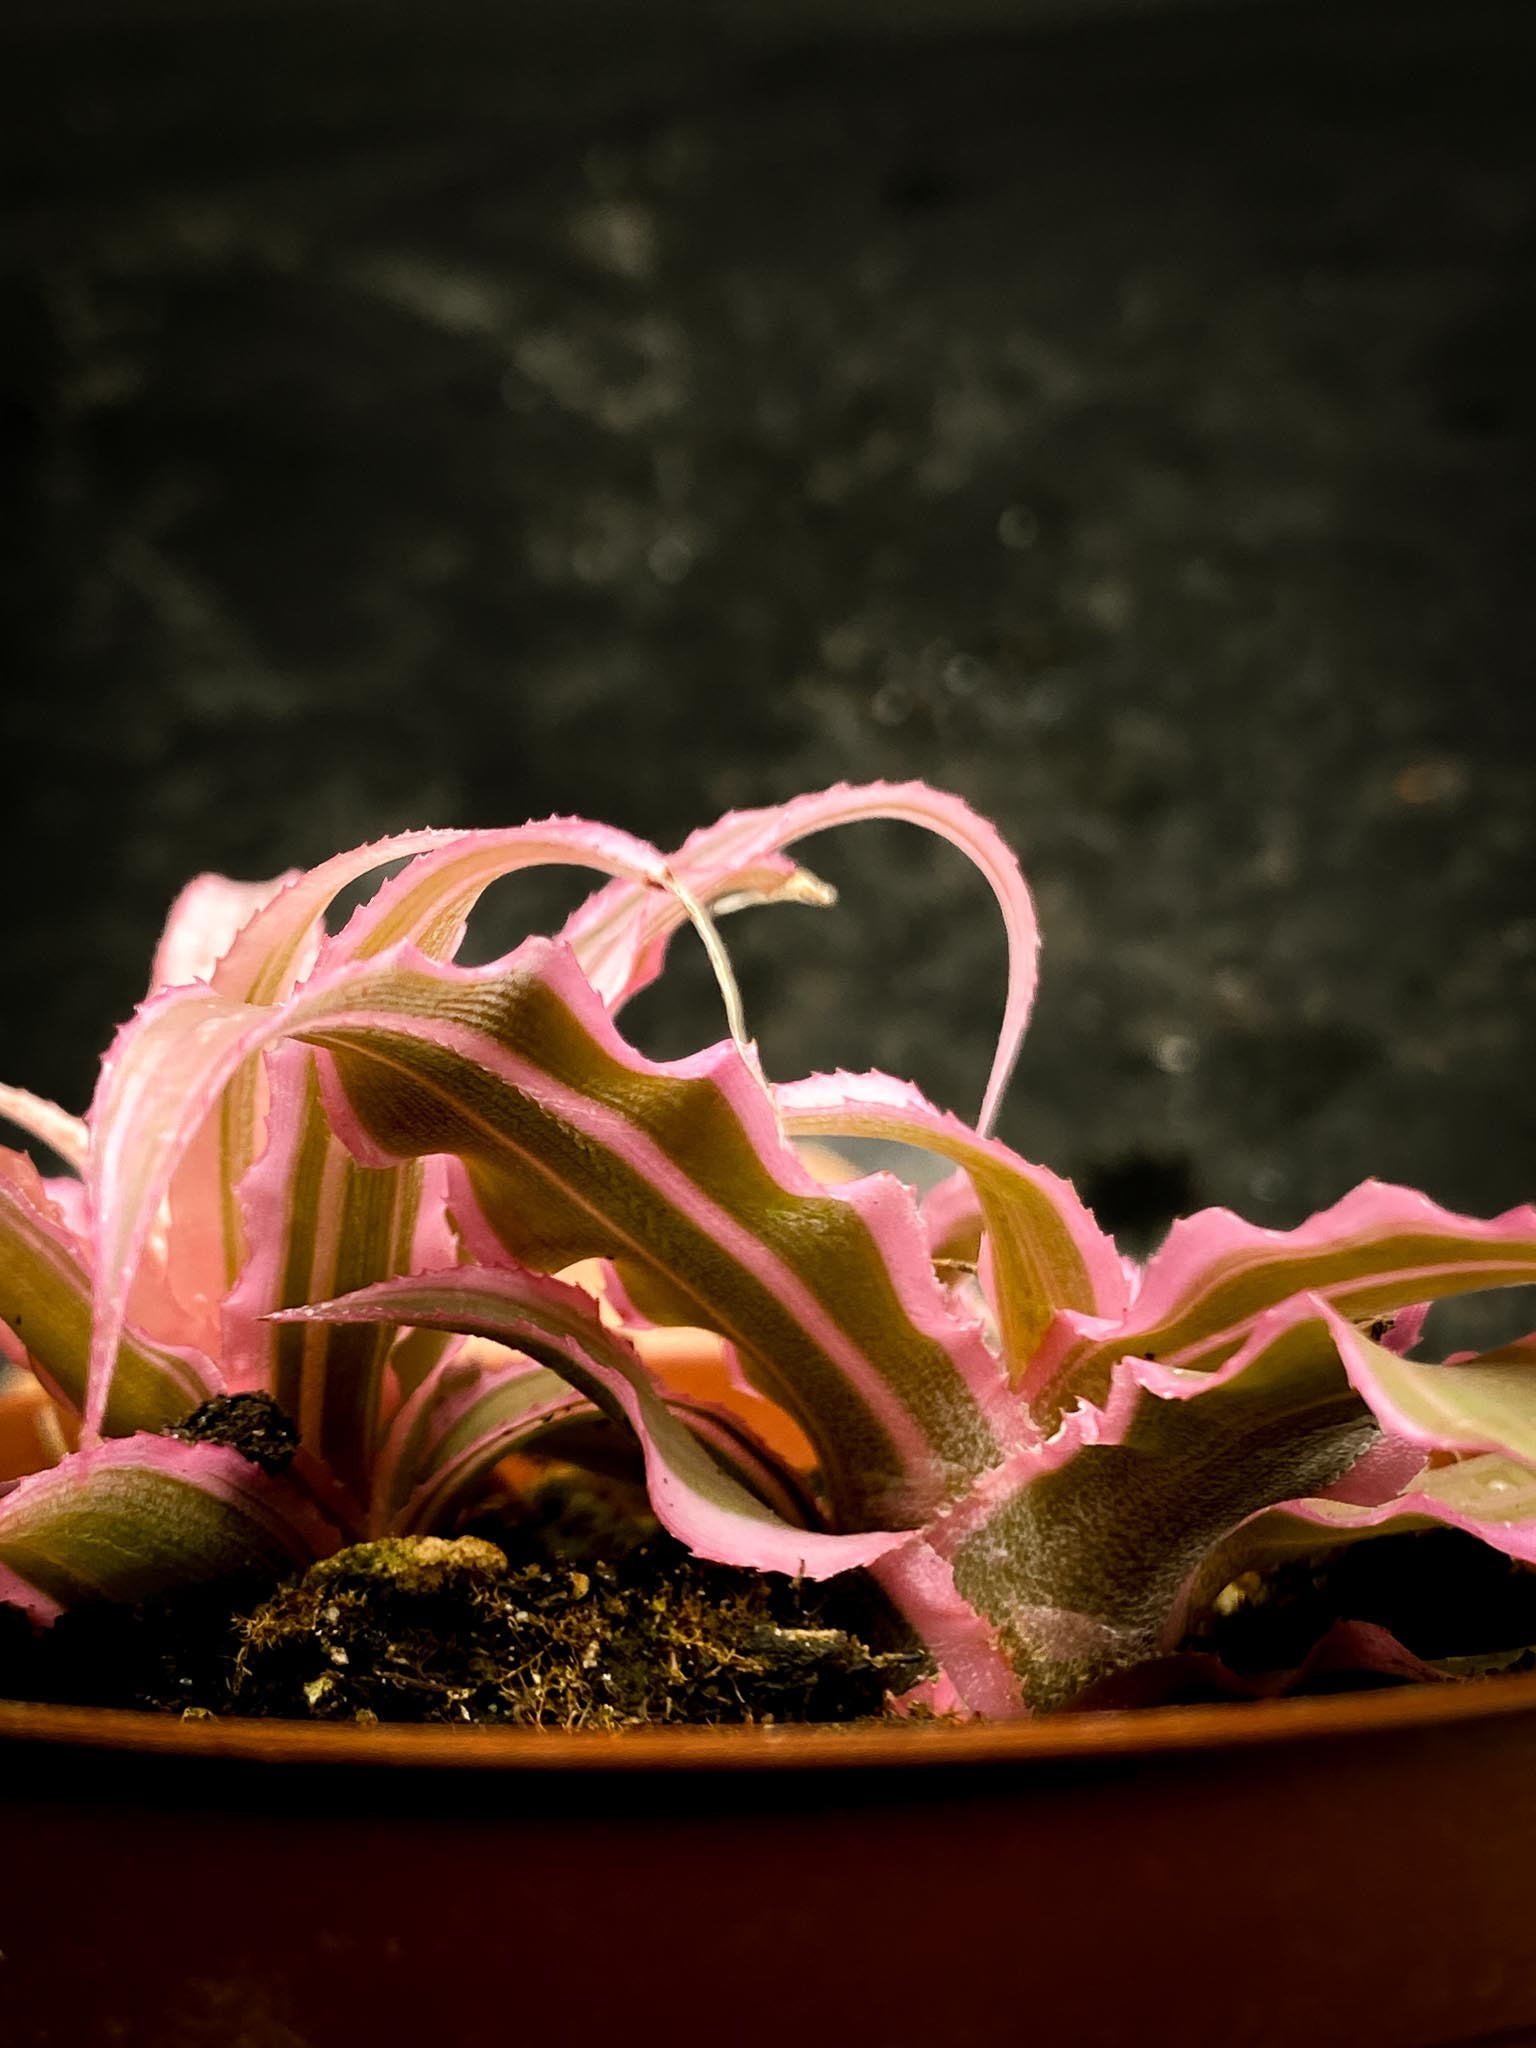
[0,1527,923,1728]
[4,1519,1534,1725]
[1183,1528,1536,1683]
[166,1390,301,1476]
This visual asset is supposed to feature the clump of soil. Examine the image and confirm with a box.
[166,1390,299,1475]
[231,1533,920,1727]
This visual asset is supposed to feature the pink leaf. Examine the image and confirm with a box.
[300,939,1016,1528]
[87,837,457,1431]
[868,1538,1026,1718]
[1175,1376,1536,1644]
[210,830,462,1007]
[776,1068,1126,1375]
[1323,1307,1536,1465]
[1264,1461,1536,1564]
[369,1342,586,1537]
[149,870,300,996]
[946,1282,1536,1707]
[382,1153,465,1406]
[907,1297,1382,1709]
[85,986,272,1439]
[1024,1181,1536,1430]
[279,1265,905,1578]
[0,1168,217,1437]
[0,1086,89,1177]
[0,1433,339,1622]
[561,781,1039,1136]
[161,830,463,1317]
[1379,1302,1430,1356]
[220,1045,423,1498]
[322,818,677,967]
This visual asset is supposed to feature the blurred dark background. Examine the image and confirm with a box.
[1,0,1533,1266]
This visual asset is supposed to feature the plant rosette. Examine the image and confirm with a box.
[5,781,1536,2048]
[0,780,1533,1725]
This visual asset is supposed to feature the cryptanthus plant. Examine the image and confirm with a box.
[1,782,1534,1716]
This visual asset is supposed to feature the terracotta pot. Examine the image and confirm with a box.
[5,1678,1536,2047]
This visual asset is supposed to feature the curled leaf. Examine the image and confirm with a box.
[299,940,1013,1527]
[280,1265,904,1578]
[776,1069,1126,1375]
[149,871,300,996]
[1024,1182,1536,1431]
[562,780,1040,1135]
[370,1344,586,1537]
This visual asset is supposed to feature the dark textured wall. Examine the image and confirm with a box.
[2,0,1532,1270]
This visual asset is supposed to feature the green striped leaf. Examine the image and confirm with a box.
[1023,1182,1536,1432]
[221,1048,423,1502]
[1330,1318,1536,1466]
[368,1341,584,1537]
[0,1171,215,1436]
[775,1070,1127,1374]
[916,1297,1377,1710]
[281,1265,902,1577]
[296,941,1013,1530]
[0,1435,339,1622]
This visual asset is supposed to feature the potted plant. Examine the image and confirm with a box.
[2,782,1534,2047]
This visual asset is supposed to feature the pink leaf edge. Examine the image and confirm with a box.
[275,1263,907,1580]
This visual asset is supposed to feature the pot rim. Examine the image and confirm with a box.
[5,1666,1536,1773]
